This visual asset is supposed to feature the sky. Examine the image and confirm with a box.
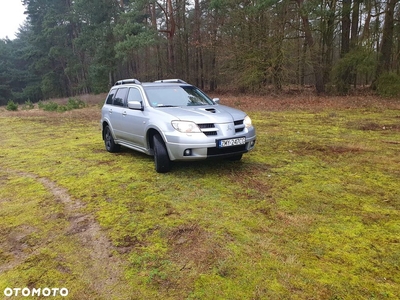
[0,1,27,40]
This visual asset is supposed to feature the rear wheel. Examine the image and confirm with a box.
[153,133,171,173]
[104,125,120,153]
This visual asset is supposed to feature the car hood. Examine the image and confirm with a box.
[159,105,246,123]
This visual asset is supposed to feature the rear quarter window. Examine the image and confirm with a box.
[106,90,115,104]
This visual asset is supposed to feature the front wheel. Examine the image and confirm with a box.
[153,133,171,173]
[104,125,120,153]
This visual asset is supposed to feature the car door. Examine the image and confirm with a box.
[109,87,128,140]
[119,87,149,148]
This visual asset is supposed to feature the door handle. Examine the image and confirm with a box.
[122,111,127,116]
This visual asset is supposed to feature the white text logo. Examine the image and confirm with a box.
[4,287,69,297]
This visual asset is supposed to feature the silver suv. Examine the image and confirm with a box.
[101,79,256,173]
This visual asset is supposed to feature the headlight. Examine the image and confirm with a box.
[171,121,201,133]
[244,115,252,128]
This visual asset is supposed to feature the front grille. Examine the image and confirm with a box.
[204,131,218,136]
[198,123,217,136]
[198,123,215,129]
[234,119,245,133]
[198,120,245,136]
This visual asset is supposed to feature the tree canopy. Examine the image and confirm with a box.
[1,0,400,104]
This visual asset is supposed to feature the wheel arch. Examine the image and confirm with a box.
[102,121,114,140]
[146,128,163,155]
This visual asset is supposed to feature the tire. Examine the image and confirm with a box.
[153,133,171,173]
[104,125,120,153]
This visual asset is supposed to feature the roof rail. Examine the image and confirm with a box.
[115,79,141,85]
[154,79,187,84]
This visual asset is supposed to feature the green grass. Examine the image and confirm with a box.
[0,99,399,299]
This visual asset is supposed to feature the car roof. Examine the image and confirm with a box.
[113,79,191,88]
[142,82,191,87]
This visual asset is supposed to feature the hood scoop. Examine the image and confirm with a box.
[205,108,217,113]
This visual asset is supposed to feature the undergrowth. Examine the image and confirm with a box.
[0,97,399,299]
[38,98,86,112]
[6,100,18,111]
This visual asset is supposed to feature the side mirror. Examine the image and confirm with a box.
[213,98,220,104]
[128,101,143,111]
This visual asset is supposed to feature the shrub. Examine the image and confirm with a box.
[39,101,59,112]
[330,47,375,95]
[57,105,68,112]
[66,98,86,110]
[22,100,35,110]
[37,98,86,112]
[376,72,400,97]
[6,100,18,111]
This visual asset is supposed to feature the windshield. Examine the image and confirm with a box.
[144,86,215,107]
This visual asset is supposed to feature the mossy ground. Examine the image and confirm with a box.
[0,96,399,299]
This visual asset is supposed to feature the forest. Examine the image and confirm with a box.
[0,0,400,105]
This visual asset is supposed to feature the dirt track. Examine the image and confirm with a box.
[3,169,134,299]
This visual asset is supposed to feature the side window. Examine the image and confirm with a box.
[106,90,115,104]
[113,88,128,107]
[127,88,143,102]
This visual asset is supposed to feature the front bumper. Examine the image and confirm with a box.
[164,127,256,161]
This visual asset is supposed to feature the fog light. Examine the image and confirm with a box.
[184,149,192,156]
[250,140,255,147]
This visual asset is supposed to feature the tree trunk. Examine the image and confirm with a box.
[350,0,360,87]
[350,0,360,48]
[373,0,397,87]
[167,0,176,76]
[194,0,203,88]
[272,1,288,92]
[296,0,325,94]
[361,1,372,41]
[341,0,351,57]
[339,0,351,93]
[322,0,337,86]
[378,0,397,73]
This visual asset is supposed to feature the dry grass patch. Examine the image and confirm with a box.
[217,94,400,112]
[168,224,226,273]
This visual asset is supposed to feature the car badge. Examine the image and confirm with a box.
[227,125,232,131]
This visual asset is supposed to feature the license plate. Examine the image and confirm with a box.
[217,137,246,148]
